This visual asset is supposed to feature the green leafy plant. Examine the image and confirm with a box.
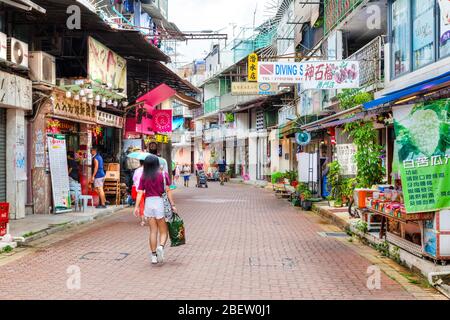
[344,122,384,188]
[355,220,368,234]
[341,178,357,204]
[224,112,235,123]
[271,172,284,184]
[337,89,374,111]
[0,245,13,254]
[328,160,342,200]
[284,170,298,183]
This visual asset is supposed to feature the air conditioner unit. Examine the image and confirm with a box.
[0,32,7,62]
[7,37,28,68]
[29,51,56,85]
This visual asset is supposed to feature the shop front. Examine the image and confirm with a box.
[31,90,97,214]
[0,70,32,219]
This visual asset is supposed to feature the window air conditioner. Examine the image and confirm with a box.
[7,37,29,69]
[29,51,56,85]
[0,32,7,62]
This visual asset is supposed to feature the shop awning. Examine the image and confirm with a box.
[137,83,176,108]
[27,0,169,63]
[364,71,450,110]
[172,117,184,131]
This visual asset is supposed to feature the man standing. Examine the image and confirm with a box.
[218,157,227,186]
[91,147,107,209]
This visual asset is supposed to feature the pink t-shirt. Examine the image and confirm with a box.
[138,172,171,197]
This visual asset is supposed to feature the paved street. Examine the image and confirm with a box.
[0,182,445,300]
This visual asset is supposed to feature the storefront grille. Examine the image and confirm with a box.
[0,109,6,202]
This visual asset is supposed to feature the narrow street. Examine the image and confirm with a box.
[0,182,444,300]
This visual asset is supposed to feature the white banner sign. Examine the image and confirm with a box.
[97,111,124,128]
[231,82,279,96]
[336,143,357,176]
[47,134,71,213]
[258,61,360,89]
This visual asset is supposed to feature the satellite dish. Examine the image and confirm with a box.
[295,131,311,146]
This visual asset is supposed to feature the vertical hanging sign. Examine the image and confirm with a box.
[248,53,258,82]
[47,134,72,213]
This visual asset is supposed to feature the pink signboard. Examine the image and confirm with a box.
[152,109,173,133]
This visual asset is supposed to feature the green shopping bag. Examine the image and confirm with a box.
[167,212,186,247]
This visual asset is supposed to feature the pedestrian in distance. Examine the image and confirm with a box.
[91,146,107,209]
[134,155,177,265]
[182,164,191,187]
[175,163,181,183]
[218,157,227,186]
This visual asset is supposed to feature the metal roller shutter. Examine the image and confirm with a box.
[0,108,6,202]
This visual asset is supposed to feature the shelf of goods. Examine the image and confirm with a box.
[357,188,450,262]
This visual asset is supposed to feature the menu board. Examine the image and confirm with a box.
[47,134,72,213]
[336,144,357,176]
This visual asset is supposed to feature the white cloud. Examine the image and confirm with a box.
[168,0,266,64]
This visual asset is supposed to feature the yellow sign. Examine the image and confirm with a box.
[248,53,258,82]
[231,82,279,96]
[145,134,169,144]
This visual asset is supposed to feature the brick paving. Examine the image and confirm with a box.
[0,182,445,300]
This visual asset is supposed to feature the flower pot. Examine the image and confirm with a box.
[302,200,312,211]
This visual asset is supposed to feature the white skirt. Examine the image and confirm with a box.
[144,197,165,219]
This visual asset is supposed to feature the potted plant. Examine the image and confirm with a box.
[342,178,357,206]
[284,171,298,186]
[301,189,313,211]
[271,172,284,184]
[328,161,343,201]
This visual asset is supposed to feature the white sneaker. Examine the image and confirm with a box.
[156,246,164,263]
[151,254,158,264]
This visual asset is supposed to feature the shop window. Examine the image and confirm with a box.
[438,0,450,58]
[391,0,411,78]
[412,0,435,70]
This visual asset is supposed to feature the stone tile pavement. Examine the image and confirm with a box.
[0,182,445,300]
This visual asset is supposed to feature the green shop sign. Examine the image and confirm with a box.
[393,99,450,213]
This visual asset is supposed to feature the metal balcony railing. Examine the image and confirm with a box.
[324,0,364,35]
[204,97,220,114]
[193,107,204,119]
[347,36,386,89]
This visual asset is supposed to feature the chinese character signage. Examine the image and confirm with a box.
[394,99,450,213]
[52,93,97,123]
[258,61,360,89]
[47,134,71,213]
[96,111,124,129]
[88,37,127,94]
[336,144,357,176]
[145,134,169,144]
[0,70,32,110]
[248,53,258,82]
[152,109,173,133]
[231,82,279,96]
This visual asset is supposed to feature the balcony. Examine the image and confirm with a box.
[204,97,220,114]
[173,105,194,118]
[219,92,261,110]
[278,105,296,126]
[193,107,204,119]
[347,36,385,89]
[324,0,364,35]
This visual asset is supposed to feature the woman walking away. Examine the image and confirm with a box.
[132,160,146,226]
[134,155,177,265]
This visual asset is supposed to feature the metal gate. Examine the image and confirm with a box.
[0,109,6,202]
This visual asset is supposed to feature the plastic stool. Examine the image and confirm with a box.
[79,195,94,212]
